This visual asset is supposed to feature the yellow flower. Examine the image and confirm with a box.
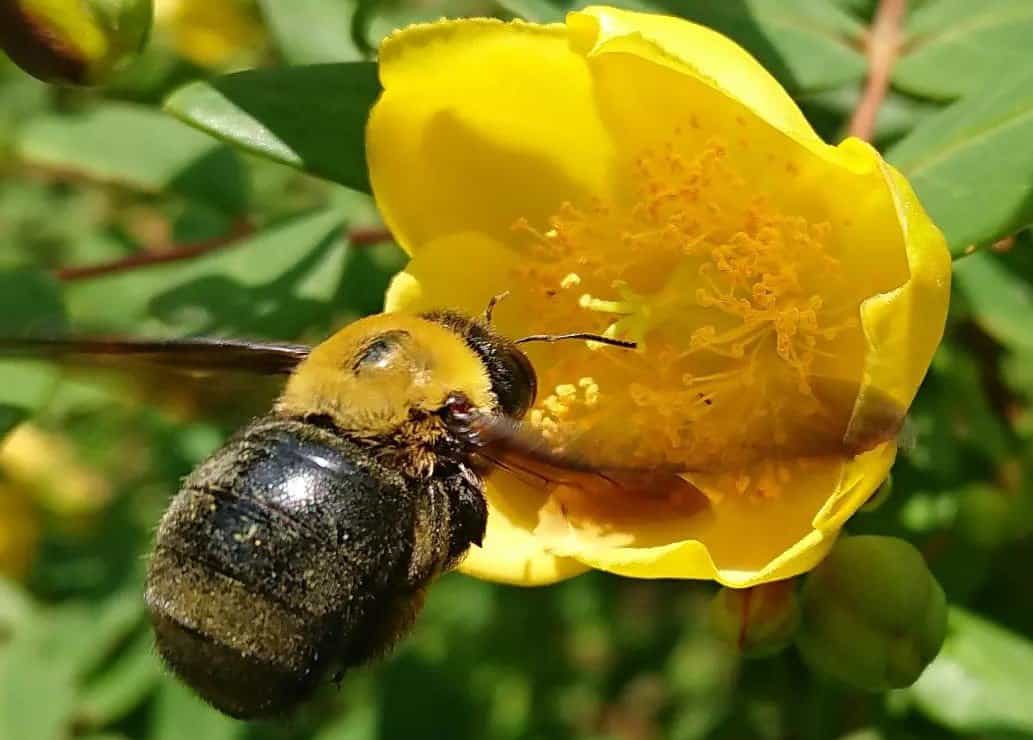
[0,483,38,579]
[367,6,951,588]
[154,0,264,68]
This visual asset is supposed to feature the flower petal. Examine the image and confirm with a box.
[368,18,615,255]
[459,472,590,586]
[568,6,824,152]
[847,139,952,415]
[525,457,851,588]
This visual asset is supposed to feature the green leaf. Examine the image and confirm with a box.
[0,269,65,437]
[887,70,1033,257]
[63,208,349,338]
[911,608,1033,734]
[15,104,249,216]
[258,0,364,64]
[0,614,78,740]
[164,63,380,194]
[150,680,243,740]
[75,629,161,729]
[500,0,867,93]
[895,0,1033,100]
[954,251,1033,351]
[50,592,144,680]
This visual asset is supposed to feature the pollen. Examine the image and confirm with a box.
[512,131,865,497]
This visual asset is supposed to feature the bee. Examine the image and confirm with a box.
[0,301,904,719]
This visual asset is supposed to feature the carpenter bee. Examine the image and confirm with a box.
[0,302,904,719]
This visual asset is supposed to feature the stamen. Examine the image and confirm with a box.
[509,131,860,498]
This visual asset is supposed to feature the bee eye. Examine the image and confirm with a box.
[353,330,410,371]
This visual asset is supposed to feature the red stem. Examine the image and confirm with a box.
[848,0,907,141]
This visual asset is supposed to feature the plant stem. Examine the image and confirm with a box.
[848,0,907,141]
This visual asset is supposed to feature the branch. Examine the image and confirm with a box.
[54,222,396,283]
[847,0,907,141]
[55,221,253,282]
[347,225,394,245]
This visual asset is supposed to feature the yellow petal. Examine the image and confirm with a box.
[847,139,952,414]
[458,472,589,586]
[531,457,858,588]
[368,18,615,255]
[814,442,898,530]
[568,6,824,152]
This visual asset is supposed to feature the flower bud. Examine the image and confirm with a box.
[955,484,1016,548]
[796,535,947,691]
[0,483,39,579]
[709,580,800,658]
[0,0,152,85]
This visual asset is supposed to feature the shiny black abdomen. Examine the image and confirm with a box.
[144,415,480,718]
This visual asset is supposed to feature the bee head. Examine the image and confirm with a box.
[276,312,537,437]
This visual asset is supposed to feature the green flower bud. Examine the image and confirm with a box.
[796,535,947,691]
[0,0,152,85]
[709,580,800,658]
[956,484,1016,548]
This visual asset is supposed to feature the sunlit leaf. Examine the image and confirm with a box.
[895,0,1033,100]
[0,612,77,740]
[887,70,1033,256]
[150,680,243,740]
[75,629,161,730]
[15,104,249,216]
[165,64,379,193]
[911,608,1033,734]
[63,207,349,338]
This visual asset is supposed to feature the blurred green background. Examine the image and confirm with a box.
[2,0,1033,738]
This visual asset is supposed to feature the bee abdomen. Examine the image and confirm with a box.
[145,416,416,718]
[147,546,334,718]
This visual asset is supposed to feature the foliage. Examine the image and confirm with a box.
[1,1,1033,739]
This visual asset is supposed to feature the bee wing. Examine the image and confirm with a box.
[0,336,311,375]
[468,375,906,491]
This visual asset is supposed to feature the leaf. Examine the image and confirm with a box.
[0,269,65,437]
[150,680,243,740]
[0,614,78,740]
[165,63,380,194]
[49,592,144,680]
[895,0,1033,100]
[74,629,161,729]
[63,207,349,338]
[15,104,249,216]
[911,608,1033,734]
[887,70,1033,257]
[500,0,867,93]
[258,0,364,64]
[954,251,1033,351]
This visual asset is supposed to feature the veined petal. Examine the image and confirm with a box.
[369,18,616,255]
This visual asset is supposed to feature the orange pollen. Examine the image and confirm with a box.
[514,134,860,497]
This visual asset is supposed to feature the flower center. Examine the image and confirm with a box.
[511,135,865,498]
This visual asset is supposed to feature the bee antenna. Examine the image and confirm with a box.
[484,291,510,325]
[514,332,637,350]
